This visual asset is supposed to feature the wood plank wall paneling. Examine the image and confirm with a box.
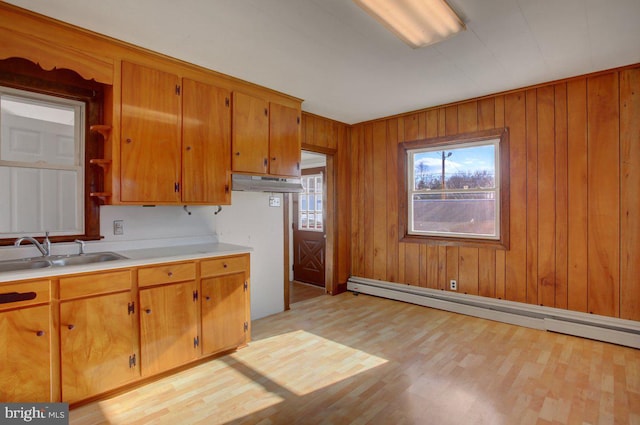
[301,113,351,290]
[349,65,640,321]
[620,68,640,321]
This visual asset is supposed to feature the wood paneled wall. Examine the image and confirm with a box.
[301,113,351,292]
[349,66,640,321]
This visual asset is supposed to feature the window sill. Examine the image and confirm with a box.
[400,233,509,250]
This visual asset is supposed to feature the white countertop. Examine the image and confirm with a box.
[0,242,252,283]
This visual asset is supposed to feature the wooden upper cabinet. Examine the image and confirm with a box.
[182,78,231,204]
[232,91,269,174]
[269,102,301,177]
[231,92,301,177]
[120,61,181,203]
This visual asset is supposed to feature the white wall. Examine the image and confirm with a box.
[99,205,217,242]
[216,191,285,320]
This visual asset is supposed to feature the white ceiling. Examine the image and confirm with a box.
[6,0,640,124]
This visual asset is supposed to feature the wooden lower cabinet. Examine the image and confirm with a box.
[0,253,249,403]
[0,304,51,402]
[201,272,248,355]
[139,280,199,376]
[60,291,137,403]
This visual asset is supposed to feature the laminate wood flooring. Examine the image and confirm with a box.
[290,281,325,304]
[70,292,640,425]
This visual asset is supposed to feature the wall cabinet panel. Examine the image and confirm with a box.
[120,61,181,203]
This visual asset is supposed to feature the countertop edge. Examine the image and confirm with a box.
[0,243,253,283]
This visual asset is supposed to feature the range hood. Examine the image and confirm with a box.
[232,174,304,193]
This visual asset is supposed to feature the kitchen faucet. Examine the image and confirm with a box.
[14,231,51,256]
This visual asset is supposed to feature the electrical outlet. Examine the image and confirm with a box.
[449,279,457,291]
[269,196,281,207]
[113,220,124,235]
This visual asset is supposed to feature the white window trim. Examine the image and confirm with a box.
[0,86,85,238]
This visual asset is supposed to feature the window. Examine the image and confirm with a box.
[0,57,104,245]
[298,173,323,232]
[399,129,509,249]
[0,87,85,237]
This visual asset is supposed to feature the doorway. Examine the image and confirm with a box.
[293,167,326,287]
[286,151,328,306]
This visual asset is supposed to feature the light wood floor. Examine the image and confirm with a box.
[70,292,640,425]
[290,280,325,304]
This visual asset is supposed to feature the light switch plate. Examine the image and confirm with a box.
[113,220,124,235]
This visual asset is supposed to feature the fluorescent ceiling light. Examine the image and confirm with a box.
[354,0,465,48]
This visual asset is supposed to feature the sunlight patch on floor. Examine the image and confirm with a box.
[230,329,389,397]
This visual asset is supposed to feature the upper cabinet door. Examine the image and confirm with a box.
[182,78,231,204]
[269,102,301,177]
[232,92,269,174]
[120,61,181,203]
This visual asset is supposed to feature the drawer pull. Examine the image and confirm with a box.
[67,324,75,330]
[167,271,173,277]
[145,308,152,314]
[206,296,211,301]
[36,330,45,337]
[223,263,228,268]
[0,291,37,304]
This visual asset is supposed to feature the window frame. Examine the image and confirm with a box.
[0,86,86,237]
[0,57,103,246]
[398,128,510,249]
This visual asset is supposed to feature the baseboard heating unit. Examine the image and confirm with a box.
[347,277,640,349]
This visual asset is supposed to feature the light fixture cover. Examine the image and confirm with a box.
[354,0,466,48]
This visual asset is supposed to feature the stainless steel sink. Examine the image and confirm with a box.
[48,252,128,267]
[0,258,52,272]
[0,252,128,273]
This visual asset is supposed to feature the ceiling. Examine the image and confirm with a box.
[5,0,640,124]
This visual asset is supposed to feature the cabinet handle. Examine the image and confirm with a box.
[67,324,75,330]
[186,146,192,151]
[145,308,152,314]
[235,152,240,156]
[36,330,45,337]
[126,138,132,144]
[223,263,228,268]
[167,271,173,277]
[206,296,211,301]
[263,158,268,167]
[272,157,276,161]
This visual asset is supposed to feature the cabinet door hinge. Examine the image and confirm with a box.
[194,336,200,348]
[244,281,248,291]
[193,290,199,302]
[225,97,230,107]
[175,84,181,95]
[297,116,300,125]
[128,302,135,315]
[129,354,136,368]
[244,322,249,332]
[174,182,180,193]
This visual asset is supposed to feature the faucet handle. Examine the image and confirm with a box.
[43,231,51,256]
[74,239,86,255]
